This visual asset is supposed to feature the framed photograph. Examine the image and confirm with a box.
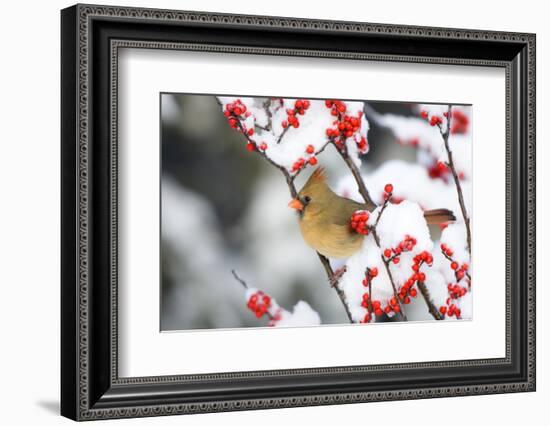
[61,4,536,421]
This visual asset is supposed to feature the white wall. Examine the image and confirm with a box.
[0,0,546,424]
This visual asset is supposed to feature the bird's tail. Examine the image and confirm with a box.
[423,208,456,225]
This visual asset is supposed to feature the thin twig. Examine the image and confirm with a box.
[438,105,472,254]
[441,250,472,281]
[417,281,443,320]
[336,148,377,210]
[276,125,290,144]
[317,253,354,323]
[231,269,248,289]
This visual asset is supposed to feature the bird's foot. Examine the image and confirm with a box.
[329,266,347,287]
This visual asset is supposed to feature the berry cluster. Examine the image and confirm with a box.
[439,303,462,318]
[450,109,469,134]
[281,99,311,129]
[400,250,434,304]
[428,161,449,180]
[359,268,401,323]
[383,234,417,265]
[420,110,444,127]
[224,99,254,134]
[324,100,368,153]
[438,243,470,319]
[350,210,370,235]
[441,243,469,281]
[246,291,272,319]
[290,144,319,173]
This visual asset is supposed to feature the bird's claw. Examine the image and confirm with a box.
[329,266,347,287]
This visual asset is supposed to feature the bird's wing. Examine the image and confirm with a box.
[328,195,369,226]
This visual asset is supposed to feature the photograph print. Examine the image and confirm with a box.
[160,94,472,331]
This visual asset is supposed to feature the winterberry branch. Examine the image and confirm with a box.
[437,105,472,254]
[344,174,406,321]
[317,253,354,323]
[416,281,443,320]
[217,97,354,323]
[230,269,276,321]
[441,247,471,281]
[334,142,377,210]
[371,229,408,321]
[276,125,291,144]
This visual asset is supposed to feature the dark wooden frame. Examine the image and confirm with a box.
[61,3,536,421]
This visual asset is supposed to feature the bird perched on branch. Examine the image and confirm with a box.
[288,167,456,259]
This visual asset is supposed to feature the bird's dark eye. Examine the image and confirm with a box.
[303,196,311,204]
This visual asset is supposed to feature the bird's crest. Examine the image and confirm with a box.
[307,166,327,186]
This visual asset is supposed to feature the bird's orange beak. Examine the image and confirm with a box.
[288,198,304,211]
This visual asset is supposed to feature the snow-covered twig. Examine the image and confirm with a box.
[230,270,321,327]
[437,105,472,254]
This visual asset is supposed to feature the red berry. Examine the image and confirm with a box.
[259,142,268,150]
[247,128,254,136]
[369,267,378,278]
[308,157,318,166]
[246,143,255,152]
[410,288,418,297]
[451,262,459,270]
[392,257,400,264]
[282,120,288,128]
[439,306,447,314]
[384,183,393,194]
[384,249,392,258]
[420,110,429,119]
[306,144,315,154]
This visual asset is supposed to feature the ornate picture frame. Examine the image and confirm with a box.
[61,4,535,421]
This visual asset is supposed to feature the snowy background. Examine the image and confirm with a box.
[160,94,472,330]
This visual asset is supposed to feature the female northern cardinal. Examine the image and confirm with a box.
[288,167,455,259]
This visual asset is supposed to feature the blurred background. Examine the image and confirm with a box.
[160,93,432,331]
